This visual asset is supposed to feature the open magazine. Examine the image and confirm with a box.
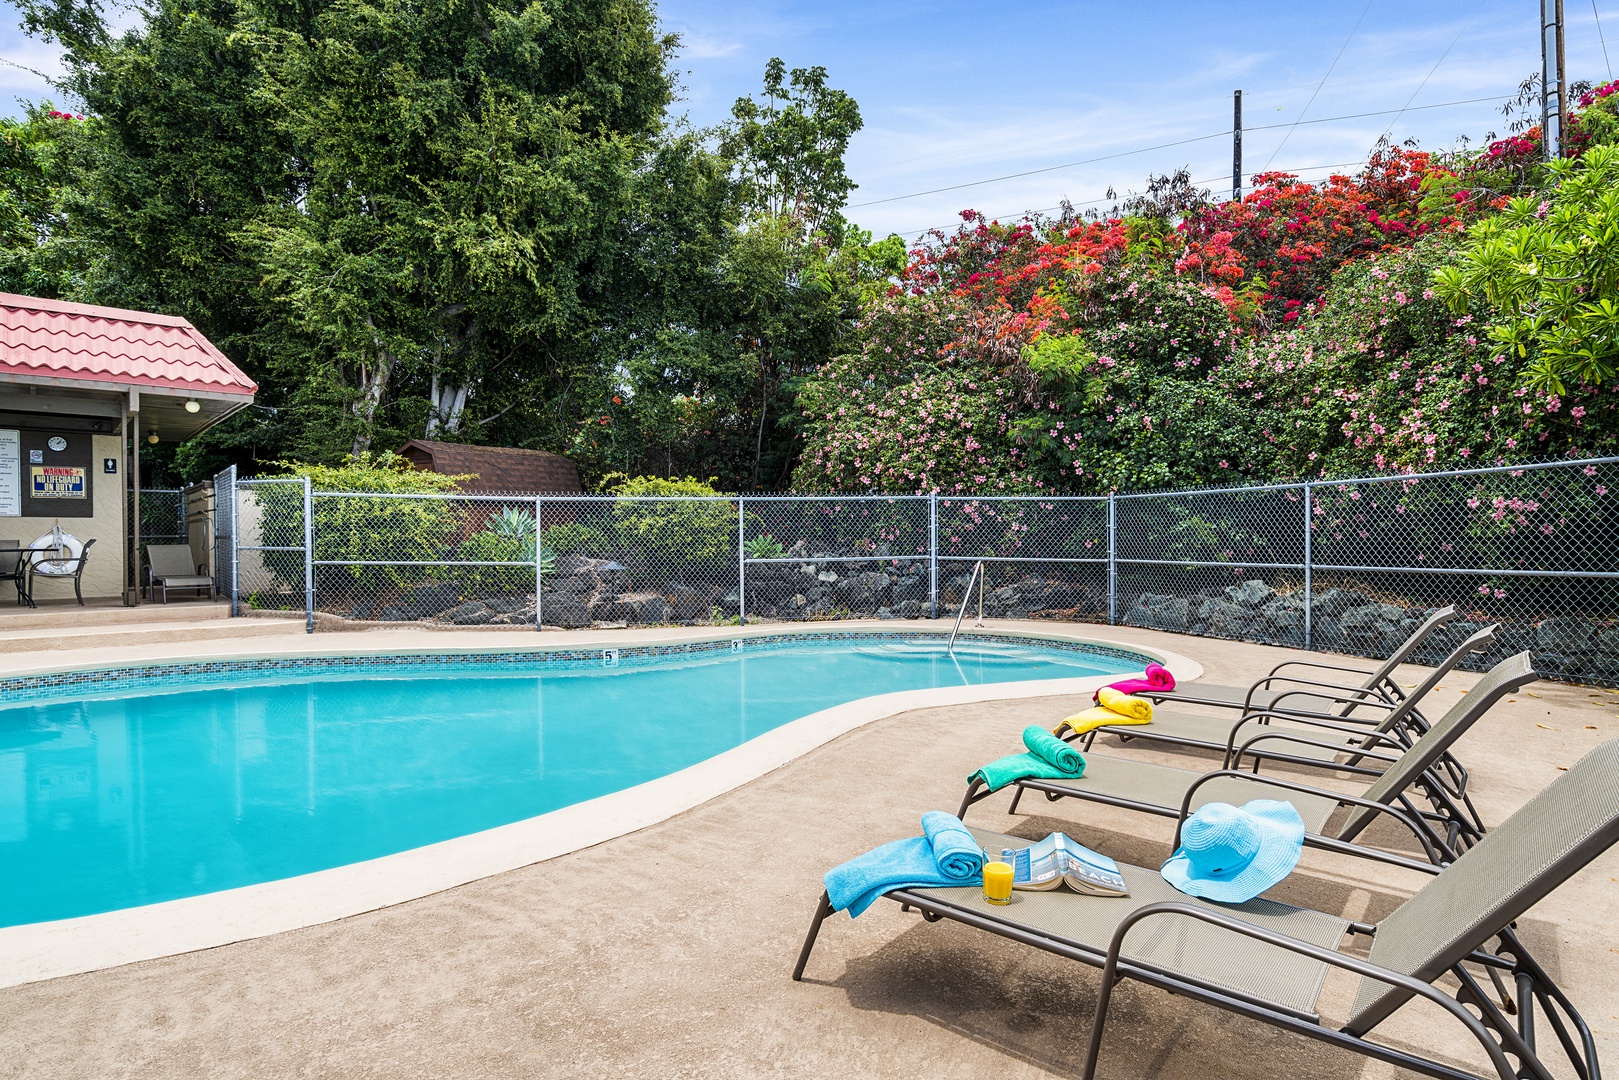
[1000,833,1129,897]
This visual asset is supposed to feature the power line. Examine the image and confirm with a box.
[1246,94,1503,131]
[852,93,1507,210]
[1379,0,1484,144]
[848,131,1229,208]
[902,158,1370,238]
[1266,0,1375,169]
[1595,0,1614,80]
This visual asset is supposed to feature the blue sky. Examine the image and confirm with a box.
[4,0,1616,238]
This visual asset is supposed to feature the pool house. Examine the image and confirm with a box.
[0,292,256,605]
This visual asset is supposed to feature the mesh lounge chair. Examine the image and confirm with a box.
[796,736,1619,1080]
[1074,625,1498,782]
[145,544,213,603]
[1144,604,1460,718]
[959,653,1537,868]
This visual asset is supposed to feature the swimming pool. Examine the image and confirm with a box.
[0,634,1144,927]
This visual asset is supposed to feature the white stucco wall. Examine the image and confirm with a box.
[3,433,125,600]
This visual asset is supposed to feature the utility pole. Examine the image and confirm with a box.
[1542,0,1566,159]
[1232,89,1243,200]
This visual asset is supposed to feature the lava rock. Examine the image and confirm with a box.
[1226,579,1276,608]
[446,601,495,625]
[666,583,709,621]
[620,593,672,623]
[1202,599,1252,637]
[542,595,591,629]
[1123,593,1190,631]
[1536,616,1598,654]
[1309,588,1364,617]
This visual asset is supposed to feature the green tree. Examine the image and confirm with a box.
[721,58,863,241]
[238,0,676,456]
[1433,143,1619,394]
[0,106,97,297]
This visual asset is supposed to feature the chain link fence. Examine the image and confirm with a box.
[214,457,1619,685]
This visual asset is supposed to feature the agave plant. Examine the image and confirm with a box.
[745,534,788,560]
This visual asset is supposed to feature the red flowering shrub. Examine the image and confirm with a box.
[794,93,1619,495]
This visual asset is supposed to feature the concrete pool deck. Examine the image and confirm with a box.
[1,620,1616,1078]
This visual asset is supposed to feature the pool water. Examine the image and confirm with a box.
[0,639,1139,926]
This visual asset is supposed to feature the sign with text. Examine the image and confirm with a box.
[31,465,86,499]
[0,429,17,517]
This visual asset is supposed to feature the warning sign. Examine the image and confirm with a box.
[31,466,86,499]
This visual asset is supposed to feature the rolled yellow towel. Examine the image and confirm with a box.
[1098,686,1153,721]
[1054,706,1151,738]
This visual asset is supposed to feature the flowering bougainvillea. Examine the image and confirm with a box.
[793,93,1619,494]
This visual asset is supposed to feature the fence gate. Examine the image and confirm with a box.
[213,465,236,612]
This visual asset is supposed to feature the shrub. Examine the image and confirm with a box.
[608,474,735,576]
[541,521,605,556]
[1433,143,1619,394]
[254,453,465,600]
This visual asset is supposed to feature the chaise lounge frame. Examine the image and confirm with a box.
[795,736,1619,1080]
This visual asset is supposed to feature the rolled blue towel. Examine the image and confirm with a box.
[825,811,986,917]
[968,725,1087,793]
[920,810,986,880]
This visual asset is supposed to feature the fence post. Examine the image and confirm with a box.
[534,495,544,632]
[302,478,315,634]
[1302,480,1313,651]
[229,468,240,618]
[737,495,746,627]
[1106,493,1118,625]
[929,493,938,619]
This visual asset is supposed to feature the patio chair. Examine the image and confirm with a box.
[794,736,1619,1080]
[0,548,26,606]
[145,544,213,603]
[958,653,1537,869]
[1142,604,1460,718]
[1074,625,1498,785]
[21,538,95,607]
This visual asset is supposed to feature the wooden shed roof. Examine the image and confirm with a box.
[396,440,583,493]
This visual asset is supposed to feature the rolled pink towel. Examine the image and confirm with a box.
[1093,662,1175,703]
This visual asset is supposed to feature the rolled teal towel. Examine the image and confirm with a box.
[920,810,983,880]
[968,724,1087,793]
[825,811,986,917]
[1022,725,1084,774]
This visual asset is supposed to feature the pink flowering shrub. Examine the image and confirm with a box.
[795,292,1041,492]
[1213,234,1619,478]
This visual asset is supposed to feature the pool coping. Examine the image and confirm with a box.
[0,623,1199,987]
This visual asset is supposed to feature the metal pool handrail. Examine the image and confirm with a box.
[947,561,986,653]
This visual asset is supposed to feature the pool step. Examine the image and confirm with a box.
[0,614,304,655]
[0,600,234,631]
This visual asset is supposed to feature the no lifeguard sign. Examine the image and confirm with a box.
[31,465,86,499]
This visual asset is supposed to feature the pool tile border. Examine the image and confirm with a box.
[0,630,1155,706]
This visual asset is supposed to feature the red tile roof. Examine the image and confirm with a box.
[0,292,257,396]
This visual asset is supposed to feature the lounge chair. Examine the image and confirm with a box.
[958,653,1537,868]
[1144,604,1460,718]
[1074,624,1498,780]
[145,544,213,603]
[795,735,1619,1080]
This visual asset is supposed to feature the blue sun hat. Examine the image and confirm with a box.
[1160,800,1305,904]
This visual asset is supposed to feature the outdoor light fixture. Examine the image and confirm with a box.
[147,430,160,445]
[184,399,201,413]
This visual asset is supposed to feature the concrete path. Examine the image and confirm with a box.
[2,626,1616,1079]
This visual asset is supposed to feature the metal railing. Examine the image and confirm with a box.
[947,561,985,653]
[211,456,1619,686]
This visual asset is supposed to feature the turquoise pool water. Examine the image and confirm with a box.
[0,637,1140,926]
